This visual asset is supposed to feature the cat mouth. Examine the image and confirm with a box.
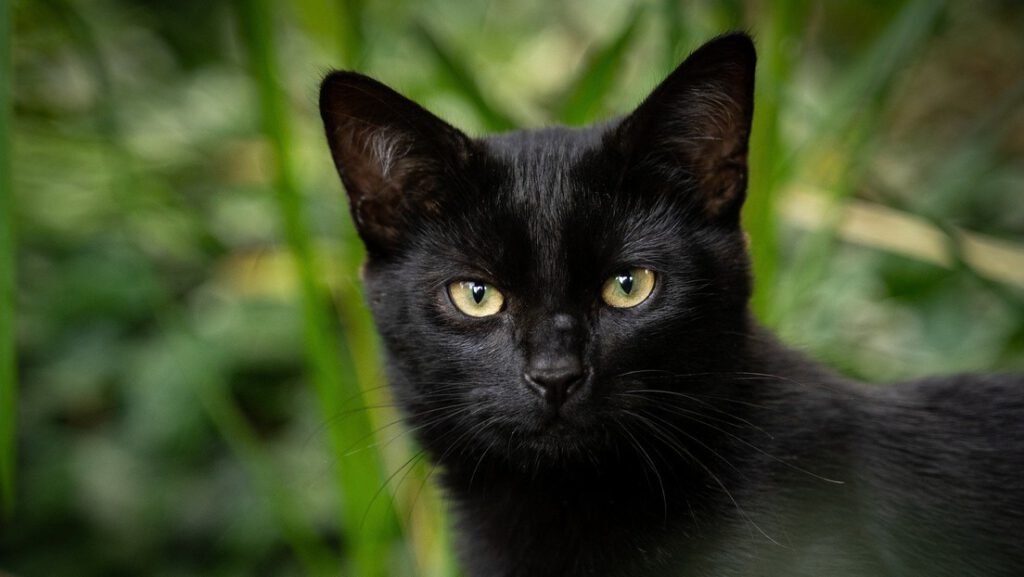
[537,409,573,429]
[526,396,601,440]
[533,390,588,427]
[512,416,610,460]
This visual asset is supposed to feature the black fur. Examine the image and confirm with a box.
[319,33,1024,576]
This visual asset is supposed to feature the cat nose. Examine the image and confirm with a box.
[524,357,584,407]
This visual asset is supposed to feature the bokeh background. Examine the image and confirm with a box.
[2,0,1024,575]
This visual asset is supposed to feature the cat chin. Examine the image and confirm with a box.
[490,413,617,466]
[492,432,606,467]
[416,412,609,471]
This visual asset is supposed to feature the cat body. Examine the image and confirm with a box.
[438,343,1024,577]
[320,34,1024,576]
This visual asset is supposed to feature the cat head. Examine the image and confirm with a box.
[320,34,756,467]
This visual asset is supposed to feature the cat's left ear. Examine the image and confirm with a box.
[319,71,474,257]
[615,33,755,224]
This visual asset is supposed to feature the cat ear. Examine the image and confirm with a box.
[319,71,473,255]
[616,33,755,224]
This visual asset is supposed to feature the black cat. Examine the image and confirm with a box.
[319,33,1024,577]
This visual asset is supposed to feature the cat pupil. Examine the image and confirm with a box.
[471,283,486,304]
[617,273,634,294]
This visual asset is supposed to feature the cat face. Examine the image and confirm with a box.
[320,34,756,465]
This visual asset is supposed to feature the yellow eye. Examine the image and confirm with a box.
[448,280,505,317]
[601,268,655,308]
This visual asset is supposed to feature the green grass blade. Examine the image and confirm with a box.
[235,1,397,575]
[290,0,365,69]
[0,0,15,521]
[771,0,946,328]
[661,0,685,74]
[337,0,366,69]
[786,0,946,175]
[916,77,1024,216]
[414,22,519,132]
[557,7,644,126]
[904,77,1024,287]
[39,0,118,138]
[831,0,945,125]
[744,3,803,323]
[333,231,462,577]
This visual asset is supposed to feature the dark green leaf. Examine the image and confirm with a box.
[558,7,644,126]
[415,22,519,132]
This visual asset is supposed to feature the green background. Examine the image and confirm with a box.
[1,0,1023,575]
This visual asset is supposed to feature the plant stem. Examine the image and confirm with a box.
[744,2,800,323]
[235,0,396,574]
[0,0,17,520]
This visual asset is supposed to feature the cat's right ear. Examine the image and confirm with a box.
[614,33,756,226]
[319,71,473,256]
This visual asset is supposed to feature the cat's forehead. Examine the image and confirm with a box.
[478,124,612,207]
[439,123,683,290]
[480,124,607,159]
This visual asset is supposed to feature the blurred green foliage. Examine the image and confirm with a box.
[1,0,1023,576]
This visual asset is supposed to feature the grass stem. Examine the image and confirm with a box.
[0,0,17,520]
[236,0,397,574]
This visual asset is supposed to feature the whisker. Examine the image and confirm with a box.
[360,446,428,529]
[632,394,842,486]
[469,435,500,492]
[623,409,779,546]
[614,414,668,524]
[618,389,772,437]
[343,402,477,457]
